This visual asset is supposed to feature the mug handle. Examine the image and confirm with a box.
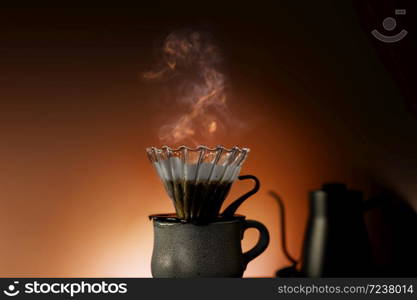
[221,175,260,217]
[242,220,270,266]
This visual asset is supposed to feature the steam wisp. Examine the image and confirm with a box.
[144,29,228,145]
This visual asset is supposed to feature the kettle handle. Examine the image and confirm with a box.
[221,175,260,217]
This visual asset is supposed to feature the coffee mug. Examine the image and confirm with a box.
[149,214,270,277]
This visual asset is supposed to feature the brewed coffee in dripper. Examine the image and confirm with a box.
[146,145,249,222]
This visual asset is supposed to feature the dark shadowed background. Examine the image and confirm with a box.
[0,1,416,277]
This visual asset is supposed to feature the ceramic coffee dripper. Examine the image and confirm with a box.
[147,145,253,221]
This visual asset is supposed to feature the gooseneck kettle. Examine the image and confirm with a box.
[272,183,375,277]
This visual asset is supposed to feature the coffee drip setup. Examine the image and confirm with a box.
[146,145,377,278]
[146,145,269,277]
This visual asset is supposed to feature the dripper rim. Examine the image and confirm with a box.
[146,145,250,153]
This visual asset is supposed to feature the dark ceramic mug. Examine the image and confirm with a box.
[149,214,270,277]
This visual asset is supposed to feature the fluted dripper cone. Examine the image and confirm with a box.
[146,145,249,221]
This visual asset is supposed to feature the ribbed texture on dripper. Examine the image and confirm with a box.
[146,145,249,221]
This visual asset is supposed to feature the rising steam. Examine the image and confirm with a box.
[144,29,229,145]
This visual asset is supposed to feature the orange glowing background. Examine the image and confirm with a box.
[1,2,416,277]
